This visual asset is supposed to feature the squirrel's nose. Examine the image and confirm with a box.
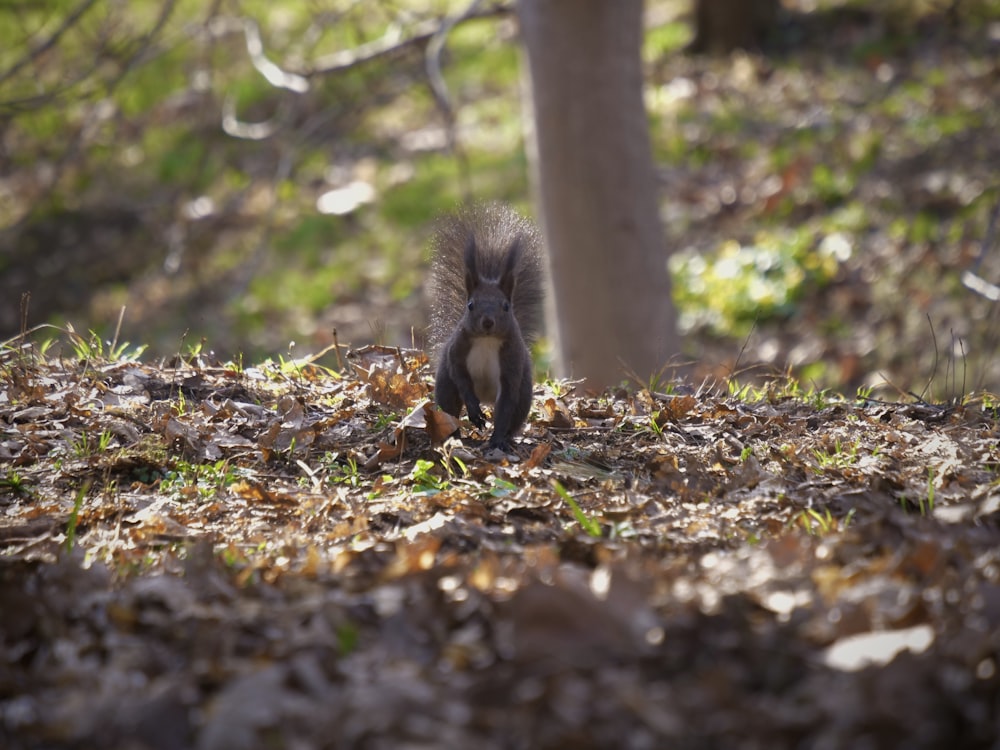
[481,316,495,331]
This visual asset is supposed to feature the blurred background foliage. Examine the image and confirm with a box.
[1,0,999,395]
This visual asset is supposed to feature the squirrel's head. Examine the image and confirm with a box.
[463,236,522,337]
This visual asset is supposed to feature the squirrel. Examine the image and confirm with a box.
[428,203,545,450]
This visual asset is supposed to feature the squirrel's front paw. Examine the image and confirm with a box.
[486,435,512,452]
[467,405,486,429]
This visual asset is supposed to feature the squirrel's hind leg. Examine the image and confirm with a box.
[486,359,533,450]
[435,361,463,419]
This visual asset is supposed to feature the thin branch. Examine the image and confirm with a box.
[242,18,310,93]
[918,313,939,402]
[303,3,512,76]
[425,0,486,200]
[425,0,485,116]
[1,0,180,233]
[961,195,1000,300]
[0,0,101,86]
[727,316,758,387]
[221,93,282,140]
[958,335,967,402]
[50,0,179,182]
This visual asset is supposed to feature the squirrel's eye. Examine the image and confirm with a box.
[502,301,510,312]
[467,300,474,311]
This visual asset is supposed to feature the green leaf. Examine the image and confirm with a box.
[552,480,601,538]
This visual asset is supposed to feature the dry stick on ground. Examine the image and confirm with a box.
[19,292,30,337]
[918,313,940,402]
[331,329,350,375]
[109,306,127,357]
[726,316,761,388]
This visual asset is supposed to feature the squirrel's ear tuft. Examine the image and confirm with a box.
[464,235,479,295]
[499,237,521,298]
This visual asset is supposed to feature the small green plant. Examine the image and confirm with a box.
[799,508,833,535]
[161,459,240,501]
[544,378,571,399]
[805,388,836,411]
[917,466,934,517]
[175,388,188,415]
[552,480,602,538]
[408,459,447,494]
[896,469,937,517]
[922,467,936,515]
[669,230,847,337]
[336,622,360,656]
[65,482,90,552]
[219,544,248,569]
[608,521,640,541]
[0,470,34,497]
[647,414,666,439]
[440,453,469,483]
[108,339,147,362]
[643,365,676,396]
[727,379,758,401]
[328,456,361,488]
[184,338,206,360]
[70,432,88,457]
[71,429,114,458]
[813,438,860,470]
[371,411,397,432]
[487,477,517,498]
[68,328,146,363]
[38,338,57,359]
[69,329,104,361]
[798,506,854,535]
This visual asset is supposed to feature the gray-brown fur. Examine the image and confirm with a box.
[429,203,545,349]
[428,203,545,449]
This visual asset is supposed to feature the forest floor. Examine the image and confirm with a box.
[1,342,999,749]
[2,2,1000,748]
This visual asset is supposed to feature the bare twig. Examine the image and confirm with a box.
[241,18,310,93]
[425,0,485,120]
[221,94,282,140]
[4,0,180,230]
[961,196,1000,300]
[918,313,939,402]
[332,329,347,372]
[424,0,488,199]
[304,4,511,76]
[957,333,967,403]
[19,293,30,337]
[727,317,758,388]
[110,306,127,357]
[0,0,100,87]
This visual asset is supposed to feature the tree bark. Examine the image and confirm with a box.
[518,0,680,390]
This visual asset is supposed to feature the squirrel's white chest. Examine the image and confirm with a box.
[466,337,503,404]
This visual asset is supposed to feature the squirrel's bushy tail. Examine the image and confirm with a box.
[428,202,546,350]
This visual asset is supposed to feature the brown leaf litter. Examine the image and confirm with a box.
[1,344,999,749]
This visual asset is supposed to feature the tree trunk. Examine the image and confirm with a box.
[518,0,680,390]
